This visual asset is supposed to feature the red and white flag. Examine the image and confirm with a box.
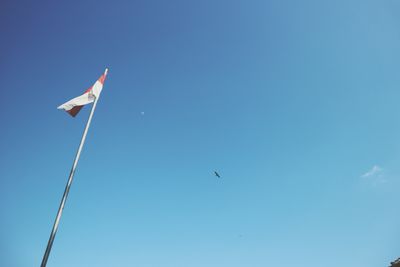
[58,68,108,117]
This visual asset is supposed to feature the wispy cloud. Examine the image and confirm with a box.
[361,165,382,178]
[361,165,386,184]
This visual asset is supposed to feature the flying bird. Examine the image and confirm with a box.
[214,171,221,178]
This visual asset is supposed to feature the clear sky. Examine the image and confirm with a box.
[1,0,400,266]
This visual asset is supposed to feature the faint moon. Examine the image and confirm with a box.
[141,111,145,115]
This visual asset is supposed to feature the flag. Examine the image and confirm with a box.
[58,68,108,117]
[41,68,109,267]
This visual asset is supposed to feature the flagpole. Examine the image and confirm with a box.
[40,95,101,267]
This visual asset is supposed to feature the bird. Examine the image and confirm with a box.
[214,171,221,178]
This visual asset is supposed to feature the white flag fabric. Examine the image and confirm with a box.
[58,69,108,117]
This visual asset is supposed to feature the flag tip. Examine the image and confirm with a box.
[105,68,108,75]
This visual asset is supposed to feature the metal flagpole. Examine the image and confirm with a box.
[40,95,101,267]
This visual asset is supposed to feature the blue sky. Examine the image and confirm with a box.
[1,0,400,266]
